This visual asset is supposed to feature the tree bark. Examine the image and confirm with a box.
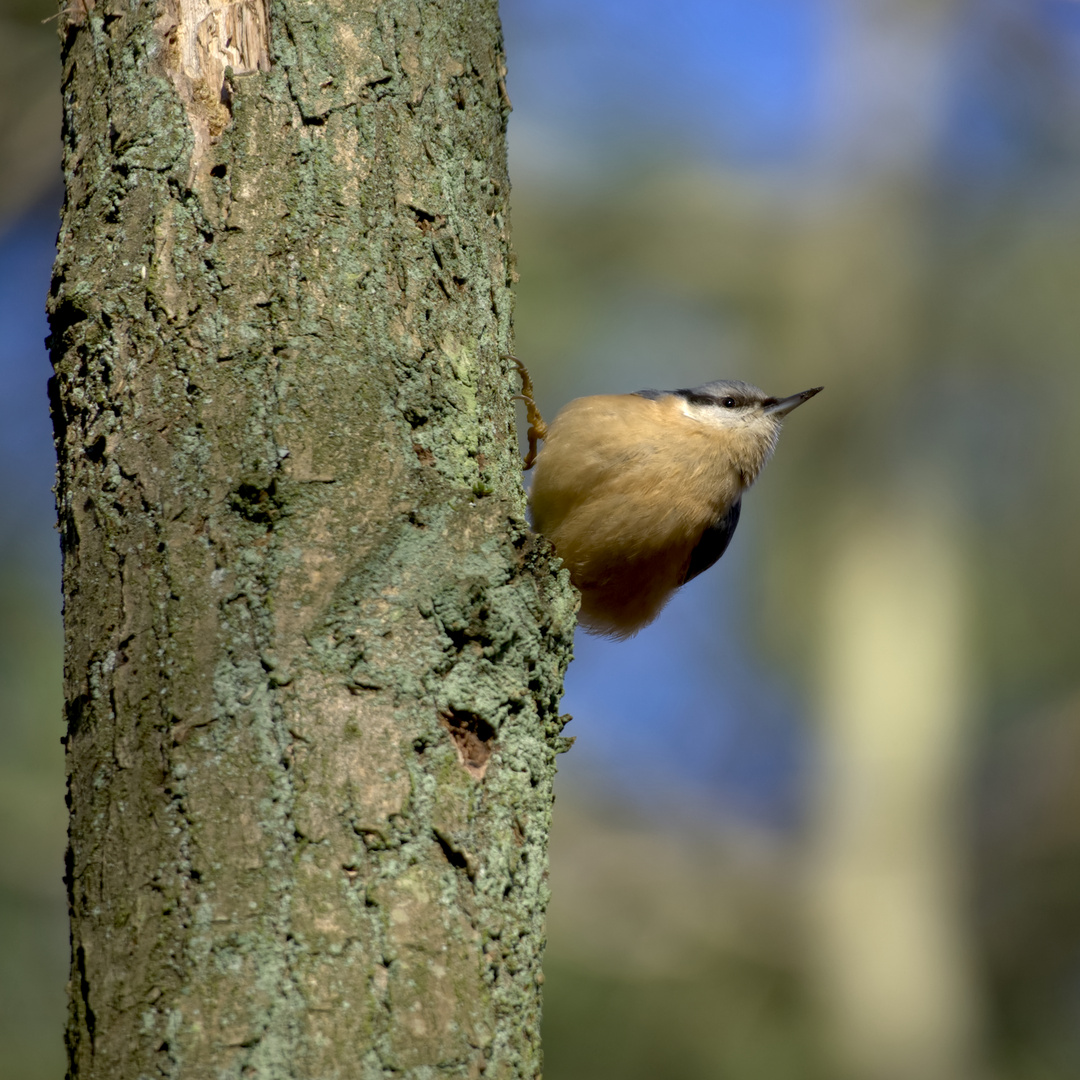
[48,1,576,1076]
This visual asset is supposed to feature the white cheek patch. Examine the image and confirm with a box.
[682,402,746,429]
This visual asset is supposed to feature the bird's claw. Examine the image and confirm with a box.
[508,355,547,470]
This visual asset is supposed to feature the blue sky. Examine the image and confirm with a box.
[502,0,821,164]
[0,204,60,579]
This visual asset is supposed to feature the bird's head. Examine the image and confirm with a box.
[634,379,823,481]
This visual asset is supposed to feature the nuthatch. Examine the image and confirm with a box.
[513,360,822,638]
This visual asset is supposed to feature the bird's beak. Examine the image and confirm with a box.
[763,386,823,417]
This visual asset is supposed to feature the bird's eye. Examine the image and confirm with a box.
[722,397,737,408]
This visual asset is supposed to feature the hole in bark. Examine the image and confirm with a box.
[433,830,469,872]
[117,634,134,665]
[84,435,106,463]
[210,163,227,178]
[410,206,446,233]
[76,944,96,1045]
[47,296,92,348]
[66,692,90,739]
[47,373,64,429]
[438,578,497,653]
[229,480,283,525]
[60,513,78,553]
[440,710,494,780]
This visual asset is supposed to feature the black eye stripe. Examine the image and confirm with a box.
[671,388,767,409]
[676,390,746,407]
[675,390,719,407]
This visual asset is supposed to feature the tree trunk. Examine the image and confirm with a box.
[47,1,576,1076]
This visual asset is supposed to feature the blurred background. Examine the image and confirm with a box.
[3,0,1080,1077]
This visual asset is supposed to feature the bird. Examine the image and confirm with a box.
[512,360,822,638]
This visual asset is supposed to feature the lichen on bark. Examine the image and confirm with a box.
[48,1,576,1076]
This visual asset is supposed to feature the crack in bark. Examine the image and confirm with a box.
[440,708,495,780]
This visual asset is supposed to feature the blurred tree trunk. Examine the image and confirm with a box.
[774,2,984,1079]
[47,1,575,1077]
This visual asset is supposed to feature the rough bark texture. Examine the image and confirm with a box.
[47,1,576,1077]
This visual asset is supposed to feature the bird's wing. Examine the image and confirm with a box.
[681,499,741,584]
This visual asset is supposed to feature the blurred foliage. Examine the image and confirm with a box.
[506,1,1080,1070]
[509,154,1080,1073]
[543,961,819,1080]
[542,798,825,1079]
[0,567,65,1080]
[1,0,66,1065]
[0,0,61,222]
[0,0,54,25]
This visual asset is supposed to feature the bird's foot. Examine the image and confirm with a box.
[507,355,547,471]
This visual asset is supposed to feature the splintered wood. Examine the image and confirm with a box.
[156,0,270,180]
